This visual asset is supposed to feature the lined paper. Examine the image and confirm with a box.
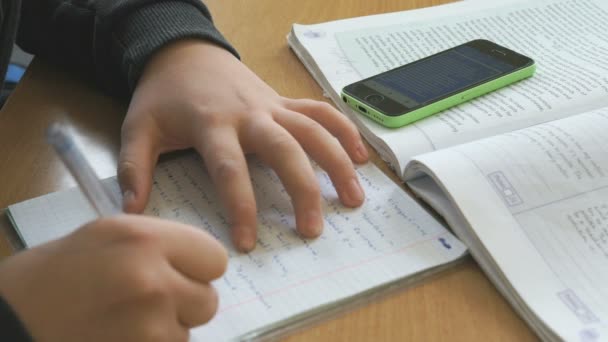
[8,154,466,340]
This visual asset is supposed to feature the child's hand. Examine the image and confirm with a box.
[0,215,227,341]
[118,40,368,252]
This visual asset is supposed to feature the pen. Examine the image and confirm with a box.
[46,123,122,217]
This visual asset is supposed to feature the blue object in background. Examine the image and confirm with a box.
[5,63,26,84]
[2,45,32,107]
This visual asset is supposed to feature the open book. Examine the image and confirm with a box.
[288,0,608,340]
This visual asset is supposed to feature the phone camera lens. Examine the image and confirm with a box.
[365,94,384,104]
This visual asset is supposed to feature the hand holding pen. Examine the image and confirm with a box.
[0,123,228,342]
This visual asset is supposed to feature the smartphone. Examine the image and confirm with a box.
[341,39,535,128]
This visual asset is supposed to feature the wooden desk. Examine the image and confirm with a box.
[0,0,537,340]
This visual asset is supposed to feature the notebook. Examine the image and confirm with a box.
[7,154,467,340]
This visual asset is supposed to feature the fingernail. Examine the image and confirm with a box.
[356,141,368,161]
[122,190,135,210]
[234,227,256,252]
[347,178,364,205]
[305,211,323,237]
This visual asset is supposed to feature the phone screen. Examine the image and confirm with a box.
[344,40,533,117]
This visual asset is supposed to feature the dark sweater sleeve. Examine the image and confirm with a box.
[16,0,239,97]
[0,295,32,342]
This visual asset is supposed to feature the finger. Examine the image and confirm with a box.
[274,110,364,208]
[120,216,228,283]
[284,98,369,163]
[195,126,258,252]
[163,223,228,283]
[243,119,323,238]
[118,123,160,213]
[174,276,219,327]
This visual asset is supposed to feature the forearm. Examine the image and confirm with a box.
[17,0,239,97]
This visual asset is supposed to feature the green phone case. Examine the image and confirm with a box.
[341,63,536,128]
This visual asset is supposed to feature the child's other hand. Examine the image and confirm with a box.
[118,40,368,252]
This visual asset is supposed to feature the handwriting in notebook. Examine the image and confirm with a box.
[7,152,466,340]
[143,155,460,313]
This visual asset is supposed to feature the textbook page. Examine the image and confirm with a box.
[290,0,608,177]
[406,107,608,341]
[8,155,466,341]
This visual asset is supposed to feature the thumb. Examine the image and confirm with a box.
[118,124,159,213]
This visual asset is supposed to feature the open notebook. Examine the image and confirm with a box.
[404,108,608,341]
[7,154,467,340]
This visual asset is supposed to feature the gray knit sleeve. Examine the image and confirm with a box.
[17,0,239,97]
